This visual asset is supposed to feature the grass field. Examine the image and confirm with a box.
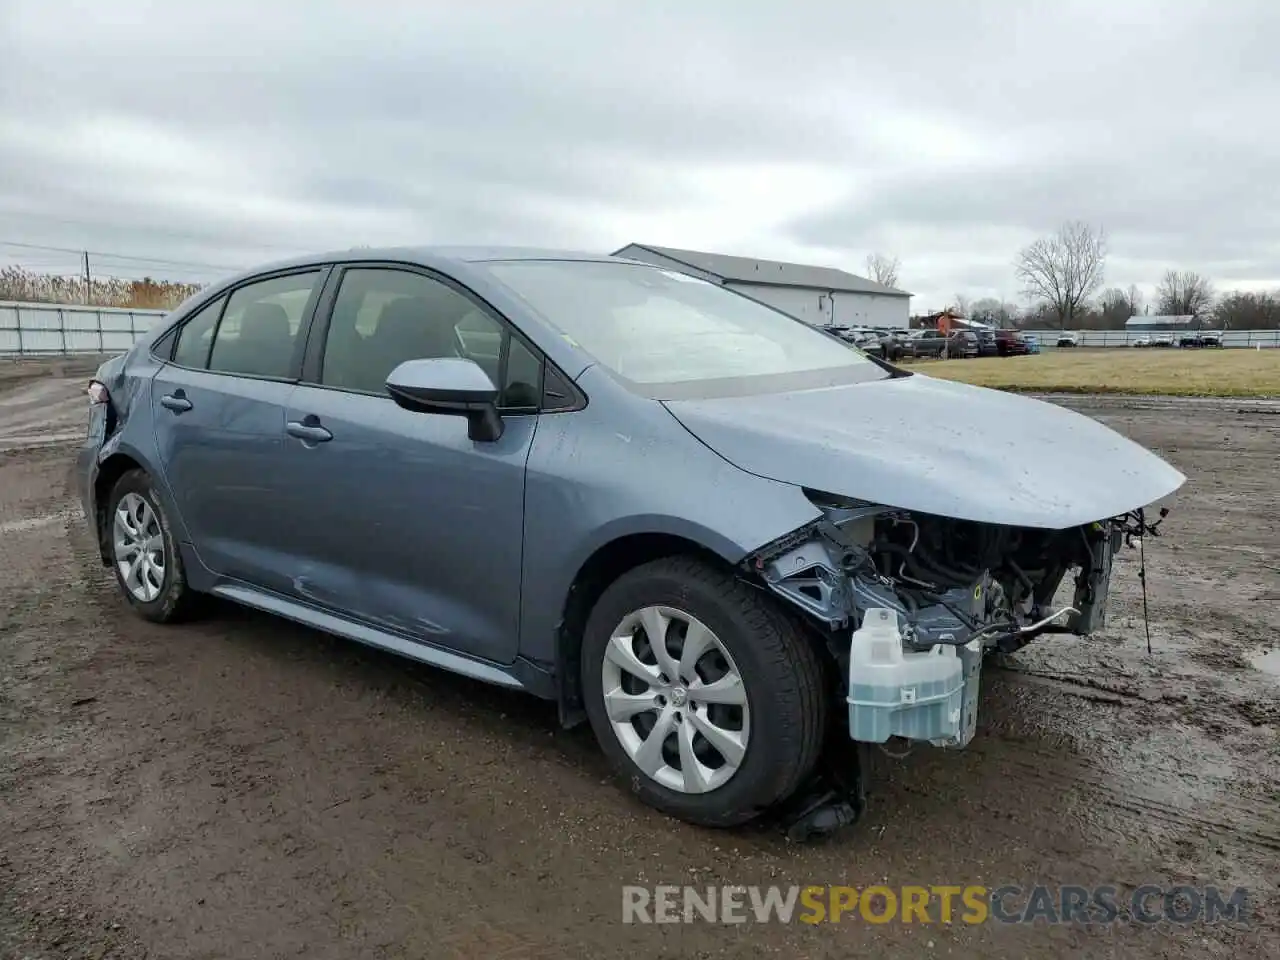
[914,349,1280,397]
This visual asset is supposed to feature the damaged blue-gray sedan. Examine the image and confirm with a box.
[76,247,1184,835]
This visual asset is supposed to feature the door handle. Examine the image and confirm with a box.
[160,392,193,413]
[286,419,333,444]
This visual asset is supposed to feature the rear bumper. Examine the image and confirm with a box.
[75,409,108,552]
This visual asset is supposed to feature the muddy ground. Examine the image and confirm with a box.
[1,365,1277,959]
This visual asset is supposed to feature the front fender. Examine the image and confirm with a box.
[517,367,822,667]
[562,512,755,573]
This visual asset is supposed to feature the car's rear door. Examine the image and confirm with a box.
[275,264,546,665]
[150,268,329,589]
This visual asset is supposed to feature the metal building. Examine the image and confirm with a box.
[612,243,912,329]
[1123,314,1197,332]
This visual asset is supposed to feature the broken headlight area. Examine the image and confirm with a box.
[745,489,1164,748]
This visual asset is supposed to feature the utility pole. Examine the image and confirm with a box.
[82,251,91,305]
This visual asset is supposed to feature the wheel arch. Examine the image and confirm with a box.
[91,443,188,566]
[553,525,745,728]
[92,452,148,565]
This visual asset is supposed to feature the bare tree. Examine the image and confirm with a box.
[1125,283,1143,317]
[864,253,901,289]
[969,297,1018,327]
[1014,221,1107,328]
[1098,288,1131,328]
[1213,290,1279,330]
[951,293,971,318]
[1155,270,1214,319]
[1020,302,1058,329]
[968,297,1000,323]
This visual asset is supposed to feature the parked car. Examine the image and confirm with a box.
[946,330,980,359]
[877,330,908,362]
[994,329,1030,356]
[850,329,886,359]
[827,326,886,359]
[1056,333,1079,348]
[1151,334,1175,348]
[973,329,999,357]
[903,329,949,358]
[1179,332,1224,348]
[1022,333,1041,355]
[1131,336,1151,348]
[75,247,1185,833]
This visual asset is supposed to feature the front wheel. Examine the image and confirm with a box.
[581,557,826,827]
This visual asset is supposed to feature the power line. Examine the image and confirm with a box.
[89,251,230,268]
[0,239,244,273]
[0,209,307,255]
[0,256,81,269]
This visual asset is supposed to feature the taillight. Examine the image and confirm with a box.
[87,381,110,406]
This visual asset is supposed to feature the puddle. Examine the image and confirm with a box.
[1248,648,1280,678]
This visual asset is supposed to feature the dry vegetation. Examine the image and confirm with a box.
[0,266,202,310]
[918,349,1280,398]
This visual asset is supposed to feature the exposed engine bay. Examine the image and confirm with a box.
[745,488,1165,753]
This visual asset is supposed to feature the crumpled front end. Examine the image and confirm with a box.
[746,489,1163,750]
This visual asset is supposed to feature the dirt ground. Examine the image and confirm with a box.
[1,365,1278,959]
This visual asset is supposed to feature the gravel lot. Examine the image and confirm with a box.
[2,365,1277,959]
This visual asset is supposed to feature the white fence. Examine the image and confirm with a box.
[4,299,1280,356]
[1028,328,1280,348]
[0,300,169,356]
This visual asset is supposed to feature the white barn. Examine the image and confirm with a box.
[612,243,912,329]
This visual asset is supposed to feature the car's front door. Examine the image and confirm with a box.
[277,265,546,665]
[150,268,326,589]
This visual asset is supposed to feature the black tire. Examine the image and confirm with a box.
[105,469,201,623]
[580,556,826,827]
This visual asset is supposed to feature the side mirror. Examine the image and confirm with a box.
[385,357,504,442]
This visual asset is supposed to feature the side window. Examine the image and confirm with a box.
[207,272,320,378]
[541,364,578,412]
[171,297,224,369]
[320,267,545,411]
[502,336,543,411]
[455,310,504,383]
[152,325,178,360]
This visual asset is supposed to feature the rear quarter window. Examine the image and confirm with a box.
[171,297,225,369]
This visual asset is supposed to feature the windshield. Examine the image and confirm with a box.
[483,260,888,387]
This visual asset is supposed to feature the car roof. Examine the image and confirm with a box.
[205,246,660,295]
[230,245,631,275]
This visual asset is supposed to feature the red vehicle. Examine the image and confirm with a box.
[994,329,1029,356]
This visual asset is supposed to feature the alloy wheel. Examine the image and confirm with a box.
[113,492,165,603]
[600,605,750,794]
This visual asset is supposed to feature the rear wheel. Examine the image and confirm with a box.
[581,557,826,827]
[106,469,201,623]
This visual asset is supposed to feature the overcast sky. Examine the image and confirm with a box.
[2,0,1277,309]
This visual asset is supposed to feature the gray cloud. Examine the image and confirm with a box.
[1,0,1277,306]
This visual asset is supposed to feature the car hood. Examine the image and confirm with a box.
[662,374,1185,529]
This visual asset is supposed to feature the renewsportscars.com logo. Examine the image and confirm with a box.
[621,884,1249,926]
